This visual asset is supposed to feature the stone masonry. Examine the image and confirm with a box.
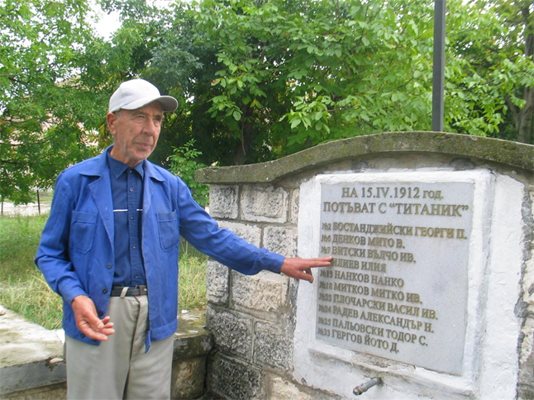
[205,182,311,399]
[198,132,534,400]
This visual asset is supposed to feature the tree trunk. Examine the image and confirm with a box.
[516,87,534,144]
[513,3,533,144]
[233,107,254,165]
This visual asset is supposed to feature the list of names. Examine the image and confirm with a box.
[316,180,473,374]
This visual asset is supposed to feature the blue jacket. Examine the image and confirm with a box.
[35,149,284,345]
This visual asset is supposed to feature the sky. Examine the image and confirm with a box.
[92,6,120,39]
[92,1,174,39]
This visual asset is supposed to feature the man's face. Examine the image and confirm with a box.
[107,102,164,167]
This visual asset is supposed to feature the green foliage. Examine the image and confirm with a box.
[0,0,172,203]
[146,0,533,164]
[445,0,534,142]
[1,0,533,203]
[168,140,209,206]
[0,0,105,203]
[151,0,434,162]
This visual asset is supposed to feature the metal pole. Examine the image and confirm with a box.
[353,377,382,396]
[432,0,446,131]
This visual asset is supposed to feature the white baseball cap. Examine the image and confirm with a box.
[108,78,178,113]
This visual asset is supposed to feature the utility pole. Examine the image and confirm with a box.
[432,0,446,131]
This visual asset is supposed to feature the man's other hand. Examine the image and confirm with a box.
[71,295,115,341]
[280,256,333,283]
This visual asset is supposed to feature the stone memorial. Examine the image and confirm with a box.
[198,132,534,400]
[295,170,516,398]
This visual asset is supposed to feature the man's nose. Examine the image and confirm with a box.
[143,118,160,135]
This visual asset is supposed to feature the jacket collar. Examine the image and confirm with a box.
[77,146,166,246]
[80,146,165,183]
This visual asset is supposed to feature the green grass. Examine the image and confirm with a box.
[0,215,62,329]
[179,238,208,311]
[0,215,207,330]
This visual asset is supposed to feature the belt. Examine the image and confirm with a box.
[110,285,148,297]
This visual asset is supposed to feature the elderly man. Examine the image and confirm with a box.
[36,78,332,399]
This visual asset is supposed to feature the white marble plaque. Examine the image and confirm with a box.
[316,178,473,374]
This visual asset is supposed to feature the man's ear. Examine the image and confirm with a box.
[106,112,117,136]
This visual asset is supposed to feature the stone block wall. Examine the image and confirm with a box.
[206,183,316,399]
[198,132,534,400]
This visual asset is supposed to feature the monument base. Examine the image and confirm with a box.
[295,171,523,399]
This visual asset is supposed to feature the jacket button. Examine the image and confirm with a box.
[106,264,112,269]
[102,288,108,294]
